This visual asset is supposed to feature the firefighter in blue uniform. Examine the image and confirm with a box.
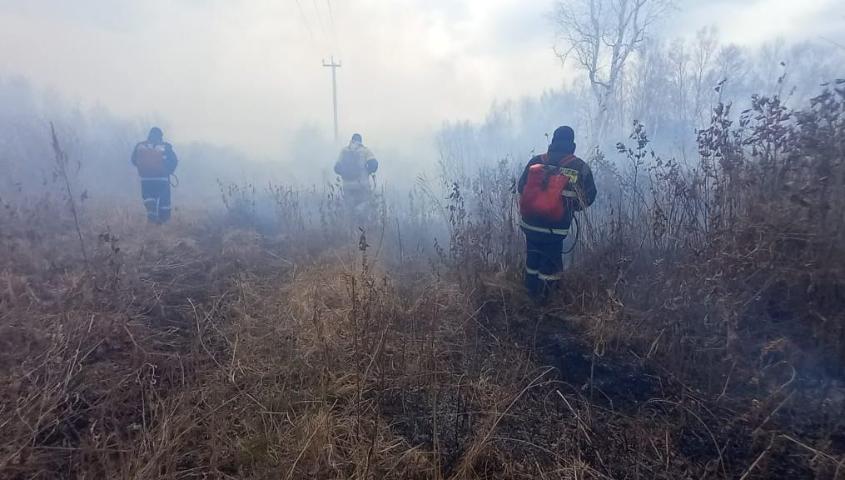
[131,127,178,224]
[517,126,597,300]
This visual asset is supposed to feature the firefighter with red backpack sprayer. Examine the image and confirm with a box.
[131,127,179,224]
[518,126,597,301]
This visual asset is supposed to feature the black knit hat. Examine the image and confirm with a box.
[552,126,574,144]
[148,127,163,142]
[550,126,576,154]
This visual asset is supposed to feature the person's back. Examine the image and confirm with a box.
[336,143,371,184]
[131,127,178,224]
[334,133,378,213]
[517,126,596,300]
[518,150,595,234]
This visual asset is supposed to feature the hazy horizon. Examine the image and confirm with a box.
[2,0,843,161]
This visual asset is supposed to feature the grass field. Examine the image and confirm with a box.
[1,85,844,479]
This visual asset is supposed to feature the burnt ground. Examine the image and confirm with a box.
[6,225,843,478]
[529,313,663,410]
[379,304,845,479]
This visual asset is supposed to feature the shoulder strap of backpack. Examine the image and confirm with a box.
[559,154,576,166]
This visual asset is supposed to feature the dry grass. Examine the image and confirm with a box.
[2,83,845,479]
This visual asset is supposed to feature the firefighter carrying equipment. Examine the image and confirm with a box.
[519,153,579,225]
[132,135,178,225]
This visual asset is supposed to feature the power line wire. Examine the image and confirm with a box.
[312,0,329,40]
[325,0,336,30]
[325,0,340,55]
[294,0,316,44]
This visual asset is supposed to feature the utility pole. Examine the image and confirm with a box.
[322,56,341,143]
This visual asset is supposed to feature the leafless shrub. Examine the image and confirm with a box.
[2,82,845,479]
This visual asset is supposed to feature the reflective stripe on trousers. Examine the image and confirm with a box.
[525,267,561,282]
[141,178,171,223]
[523,228,565,298]
[520,219,569,236]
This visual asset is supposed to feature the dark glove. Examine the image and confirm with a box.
[366,159,379,174]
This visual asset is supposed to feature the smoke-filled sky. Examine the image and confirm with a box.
[1,0,843,157]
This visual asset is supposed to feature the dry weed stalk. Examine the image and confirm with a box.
[2,81,844,479]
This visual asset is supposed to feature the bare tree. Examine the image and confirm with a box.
[554,0,673,145]
[690,27,719,126]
